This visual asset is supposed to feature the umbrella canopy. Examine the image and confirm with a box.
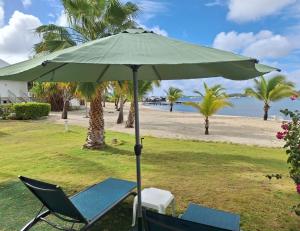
[0,28,279,231]
[0,28,278,82]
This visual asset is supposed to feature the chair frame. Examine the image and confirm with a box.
[19,176,136,231]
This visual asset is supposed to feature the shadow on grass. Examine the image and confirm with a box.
[102,145,133,156]
[0,131,10,137]
[0,180,135,231]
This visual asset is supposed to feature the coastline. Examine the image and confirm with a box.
[142,103,270,120]
[49,103,284,148]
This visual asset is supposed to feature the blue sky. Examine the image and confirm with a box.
[0,0,300,95]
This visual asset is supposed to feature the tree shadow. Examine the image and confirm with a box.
[0,131,10,137]
[102,145,133,156]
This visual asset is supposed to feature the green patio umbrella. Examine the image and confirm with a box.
[0,28,279,230]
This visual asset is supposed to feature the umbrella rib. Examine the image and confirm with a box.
[152,66,162,80]
[33,63,69,82]
[96,64,110,83]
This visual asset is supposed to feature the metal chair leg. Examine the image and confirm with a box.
[20,210,51,231]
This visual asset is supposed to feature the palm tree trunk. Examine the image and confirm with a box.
[125,101,135,128]
[115,97,120,110]
[61,99,69,119]
[84,100,89,118]
[103,97,106,107]
[170,103,173,112]
[83,88,105,149]
[205,117,209,135]
[117,95,124,124]
[264,104,270,121]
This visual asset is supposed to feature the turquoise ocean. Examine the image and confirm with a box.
[145,97,300,118]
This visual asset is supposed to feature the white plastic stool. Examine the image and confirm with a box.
[132,187,176,227]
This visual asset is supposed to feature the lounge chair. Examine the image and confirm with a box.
[143,203,240,231]
[19,176,137,231]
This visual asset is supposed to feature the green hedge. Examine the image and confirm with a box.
[13,102,51,120]
[0,104,14,119]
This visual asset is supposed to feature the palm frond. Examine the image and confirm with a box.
[245,87,264,100]
[193,90,203,97]
[34,0,139,53]
[184,102,202,113]
[186,84,232,117]
[246,75,296,103]
[165,87,183,103]
[76,82,98,100]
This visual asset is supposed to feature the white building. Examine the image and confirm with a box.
[0,59,29,104]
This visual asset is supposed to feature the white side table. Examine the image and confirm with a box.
[132,187,176,227]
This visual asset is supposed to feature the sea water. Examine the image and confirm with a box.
[145,97,300,118]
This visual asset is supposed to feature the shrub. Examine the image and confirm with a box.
[13,102,51,120]
[0,104,14,120]
[277,108,300,216]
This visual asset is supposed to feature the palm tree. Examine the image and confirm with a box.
[185,83,232,135]
[112,81,128,124]
[125,80,160,128]
[59,83,78,119]
[30,82,64,111]
[165,87,183,112]
[245,75,295,120]
[34,0,139,149]
[77,83,106,149]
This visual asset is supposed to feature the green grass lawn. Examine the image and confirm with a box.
[0,120,299,231]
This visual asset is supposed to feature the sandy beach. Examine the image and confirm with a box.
[49,103,284,147]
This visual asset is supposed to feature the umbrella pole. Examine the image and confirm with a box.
[131,65,143,231]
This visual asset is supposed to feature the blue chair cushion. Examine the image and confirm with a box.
[70,178,136,221]
[181,203,240,231]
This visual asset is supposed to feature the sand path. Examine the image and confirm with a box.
[49,103,284,147]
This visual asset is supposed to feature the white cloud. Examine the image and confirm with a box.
[0,0,4,27]
[213,31,256,52]
[55,10,68,26]
[227,0,296,23]
[141,24,168,36]
[205,0,225,7]
[138,0,167,20]
[243,35,292,59]
[213,30,295,59]
[150,26,168,36]
[0,11,41,63]
[21,0,32,7]
[136,18,168,36]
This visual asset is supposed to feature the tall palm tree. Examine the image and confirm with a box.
[165,87,183,112]
[125,80,160,128]
[245,75,295,120]
[185,83,232,135]
[34,0,139,149]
